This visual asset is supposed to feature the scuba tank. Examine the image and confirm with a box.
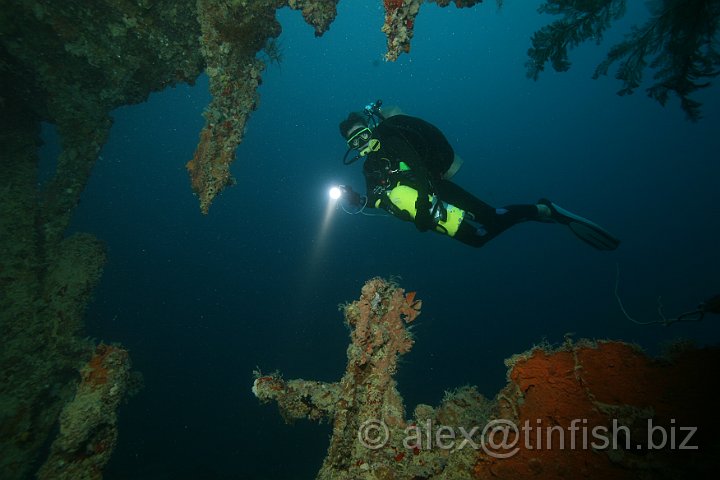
[378,184,465,237]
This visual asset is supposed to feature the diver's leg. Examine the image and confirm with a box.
[436,180,496,218]
[438,182,619,250]
[452,205,540,248]
[454,198,620,250]
[451,205,542,248]
[453,220,493,248]
[437,181,541,246]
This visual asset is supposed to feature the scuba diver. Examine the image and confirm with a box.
[336,100,620,250]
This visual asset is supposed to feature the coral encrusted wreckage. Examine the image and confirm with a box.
[2,1,719,478]
[254,278,720,479]
[37,344,131,480]
[186,0,341,213]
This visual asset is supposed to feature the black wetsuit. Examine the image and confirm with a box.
[363,115,541,248]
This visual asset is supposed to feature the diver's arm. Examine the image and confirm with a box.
[414,194,434,231]
[406,167,437,232]
[341,185,365,207]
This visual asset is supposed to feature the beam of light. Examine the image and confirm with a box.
[298,185,343,303]
[308,185,343,275]
[318,187,340,245]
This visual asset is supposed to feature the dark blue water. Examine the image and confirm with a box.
[41,1,720,478]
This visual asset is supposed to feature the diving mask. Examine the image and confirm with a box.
[342,126,380,164]
[346,127,372,150]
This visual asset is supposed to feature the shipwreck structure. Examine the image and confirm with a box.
[255,278,720,479]
[2,1,717,478]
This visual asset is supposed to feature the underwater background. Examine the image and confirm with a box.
[36,1,720,478]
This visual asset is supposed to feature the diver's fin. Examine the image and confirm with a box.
[538,199,620,251]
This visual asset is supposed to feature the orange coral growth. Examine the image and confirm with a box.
[82,344,127,387]
[577,343,701,412]
[401,290,421,323]
[474,342,720,479]
[186,125,234,215]
[254,376,285,393]
[346,279,419,366]
[576,343,718,444]
[39,343,131,479]
[385,0,405,13]
[481,349,615,479]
